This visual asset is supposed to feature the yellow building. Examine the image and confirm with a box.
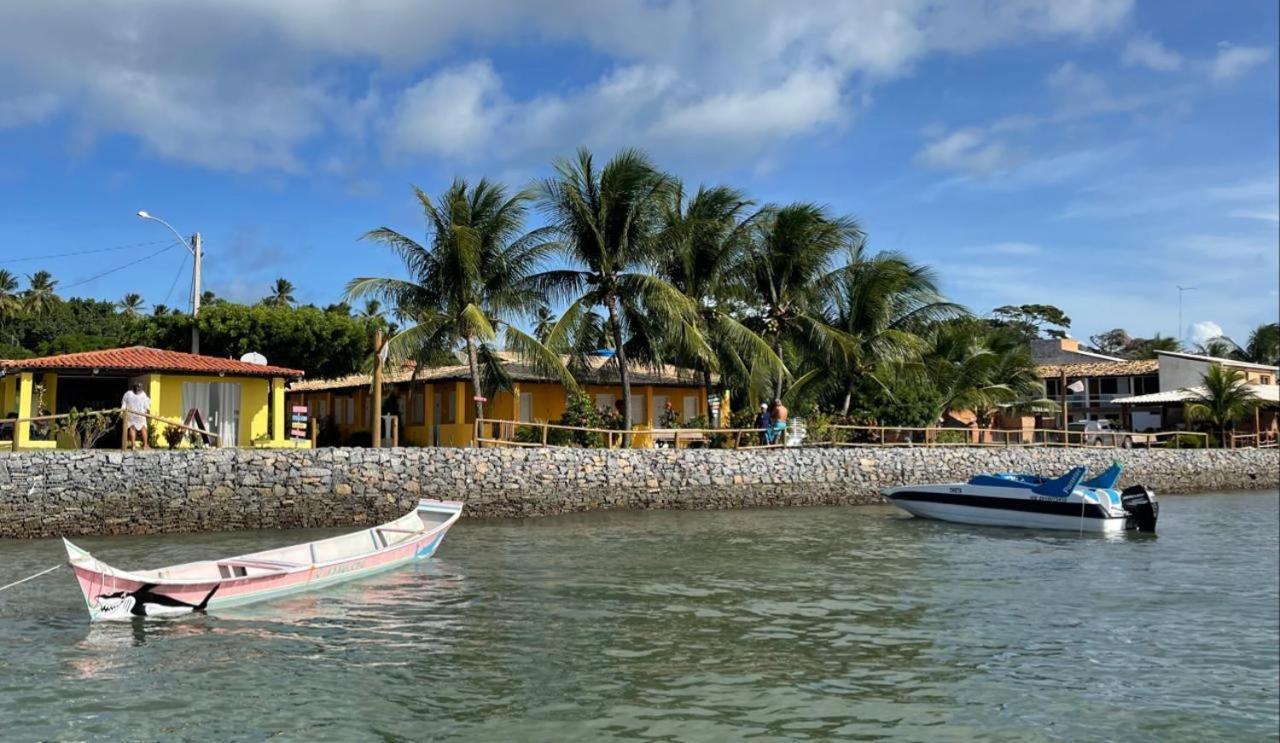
[287,352,715,447]
[0,346,307,449]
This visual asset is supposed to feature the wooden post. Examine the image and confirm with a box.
[372,328,383,448]
[310,417,318,448]
[541,421,549,447]
[391,415,399,447]
[1059,369,1068,440]
[119,407,127,451]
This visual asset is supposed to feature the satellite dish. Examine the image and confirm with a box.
[240,352,268,366]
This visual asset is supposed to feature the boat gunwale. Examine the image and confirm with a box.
[65,499,464,587]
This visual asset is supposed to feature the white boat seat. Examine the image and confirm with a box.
[375,527,422,535]
[217,558,303,571]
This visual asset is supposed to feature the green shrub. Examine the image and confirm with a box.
[162,424,185,450]
[934,429,969,445]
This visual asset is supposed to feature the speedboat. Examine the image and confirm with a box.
[883,463,1158,533]
[64,499,463,621]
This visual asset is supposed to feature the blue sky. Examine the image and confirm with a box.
[1,0,1276,347]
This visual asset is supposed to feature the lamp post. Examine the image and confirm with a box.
[137,211,202,354]
[1176,285,1197,344]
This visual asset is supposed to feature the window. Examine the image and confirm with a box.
[1045,378,1060,396]
[1100,378,1118,395]
[315,398,328,419]
[595,393,616,414]
[628,395,645,425]
[519,392,533,423]
[1262,375,1272,385]
[682,395,698,422]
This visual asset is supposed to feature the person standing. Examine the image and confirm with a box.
[772,398,789,445]
[754,402,772,445]
[121,382,150,449]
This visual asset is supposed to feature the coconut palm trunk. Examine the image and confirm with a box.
[465,335,484,421]
[702,368,716,426]
[607,296,633,445]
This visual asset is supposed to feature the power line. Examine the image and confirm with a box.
[62,241,182,290]
[0,239,174,266]
[160,250,190,308]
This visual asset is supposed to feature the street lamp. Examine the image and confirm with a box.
[137,210,203,354]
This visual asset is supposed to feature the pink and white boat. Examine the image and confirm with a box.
[64,499,464,622]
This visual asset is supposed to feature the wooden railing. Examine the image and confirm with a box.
[469,418,1210,450]
[817,425,1208,449]
[2,407,219,451]
[473,418,782,450]
[1229,431,1279,449]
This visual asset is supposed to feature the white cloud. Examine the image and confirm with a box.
[0,92,60,127]
[1122,35,1182,71]
[651,70,845,144]
[1188,320,1224,345]
[0,0,1136,172]
[1228,207,1280,223]
[386,62,507,159]
[915,128,1022,174]
[1209,43,1271,83]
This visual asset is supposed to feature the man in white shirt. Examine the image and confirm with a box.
[121,382,150,449]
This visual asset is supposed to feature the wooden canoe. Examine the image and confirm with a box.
[64,499,464,621]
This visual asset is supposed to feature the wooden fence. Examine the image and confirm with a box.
[2,407,220,451]
[471,418,1211,450]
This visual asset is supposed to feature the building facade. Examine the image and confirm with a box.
[1,346,306,449]
[288,353,714,448]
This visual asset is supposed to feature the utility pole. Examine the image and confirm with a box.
[137,211,203,355]
[191,232,202,355]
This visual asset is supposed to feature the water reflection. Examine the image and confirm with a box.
[1,492,1276,741]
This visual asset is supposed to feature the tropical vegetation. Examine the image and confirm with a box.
[3,146,1276,439]
[1184,365,1261,443]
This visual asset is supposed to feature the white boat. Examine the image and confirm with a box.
[882,464,1158,533]
[65,499,463,621]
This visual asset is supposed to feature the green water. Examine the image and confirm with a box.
[1,491,1277,741]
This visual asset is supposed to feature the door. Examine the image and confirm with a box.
[519,392,534,423]
[651,395,669,426]
[432,392,443,446]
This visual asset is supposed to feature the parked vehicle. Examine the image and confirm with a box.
[1066,419,1154,448]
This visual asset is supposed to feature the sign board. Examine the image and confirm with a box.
[290,405,308,439]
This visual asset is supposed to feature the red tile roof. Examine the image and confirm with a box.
[0,346,304,378]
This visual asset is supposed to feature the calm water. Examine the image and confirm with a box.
[1,491,1277,741]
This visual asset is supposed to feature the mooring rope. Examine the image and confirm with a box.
[0,565,62,593]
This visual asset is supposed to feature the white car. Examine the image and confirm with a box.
[1067,419,1152,448]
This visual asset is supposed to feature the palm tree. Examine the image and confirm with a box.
[743,203,862,399]
[1124,333,1180,359]
[1242,323,1279,366]
[349,178,563,420]
[921,320,1043,427]
[1185,364,1260,446]
[200,290,219,306]
[0,269,20,319]
[1194,336,1240,359]
[531,305,557,343]
[152,304,170,317]
[22,270,58,315]
[532,148,696,439]
[823,243,962,415]
[651,182,781,414]
[263,278,296,307]
[117,293,146,317]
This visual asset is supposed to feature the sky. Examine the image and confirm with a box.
[0,0,1277,348]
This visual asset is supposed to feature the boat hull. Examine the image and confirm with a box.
[66,500,462,621]
[886,492,1128,533]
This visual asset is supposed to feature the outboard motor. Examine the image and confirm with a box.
[1121,485,1159,533]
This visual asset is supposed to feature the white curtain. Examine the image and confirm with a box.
[181,382,241,446]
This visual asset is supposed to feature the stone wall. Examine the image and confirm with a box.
[0,446,1276,538]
